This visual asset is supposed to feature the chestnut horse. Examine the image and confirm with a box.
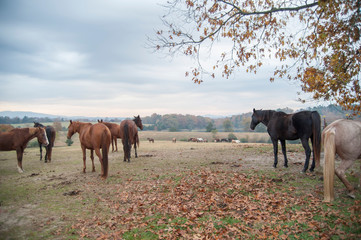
[0,127,49,173]
[323,119,361,202]
[98,120,121,152]
[120,115,143,162]
[67,121,111,179]
[250,109,321,172]
[34,122,56,163]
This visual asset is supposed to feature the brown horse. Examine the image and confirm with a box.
[323,119,361,202]
[34,122,56,163]
[98,120,121,152]
[0,127,49,173]
[67,121,111,179]
[120,115,143,162]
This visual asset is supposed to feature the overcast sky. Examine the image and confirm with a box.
[0,0,324,118]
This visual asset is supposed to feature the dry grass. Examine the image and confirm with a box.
[0,131,360,239]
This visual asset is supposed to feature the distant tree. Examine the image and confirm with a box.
[206,121,216,132]
[0,124,14,132]
[151,0,361,115]
[169,126,178,132]
[223,119,234,132]
[52,121,63,132]
[228,133,237,140]
[211,129,218,140]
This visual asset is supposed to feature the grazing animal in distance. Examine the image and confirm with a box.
[67,121,111,179]
[120,115,143,162]
[323,119,361,202]
[98,120,121,152]
[0,127,48,173]
[147,138,154,143]
[172,138,176,143]
[34,122,56,163]
[250,108,321,172]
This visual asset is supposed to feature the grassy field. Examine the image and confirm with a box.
[0,131,360,239]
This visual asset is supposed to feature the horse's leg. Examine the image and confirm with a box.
[134,142,138,158]
[94,148,104,176]
[309,137,315,172]
[122,140,127,162]
[111,138,115,152]
[114,137,118,152]
[44,146,48,163]
[47,146,52,163]
[335,159,356,198]
[90,149,95,172]
[300,137,311,173]
[39,143,42,161]
[271,139,278,168]
[280,140,288,168]
[81,146,87,173]
[16,149,24,173]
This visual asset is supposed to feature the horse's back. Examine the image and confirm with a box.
[324,119,361,160]
[89,123,111,147]
[268,112,297,139]
[120,120,137,136]
[92,123,111,136]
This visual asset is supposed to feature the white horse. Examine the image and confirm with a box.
[323,119,361,202]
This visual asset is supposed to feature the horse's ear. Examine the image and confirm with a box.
[253,108,256,113]
[70,120,73,124]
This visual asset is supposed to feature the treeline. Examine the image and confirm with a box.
[142,113,211,131]
[0,116,63,124]
[1,105,359,132]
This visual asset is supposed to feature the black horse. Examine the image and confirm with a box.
[33,122,56,163]
[250,109,321,172]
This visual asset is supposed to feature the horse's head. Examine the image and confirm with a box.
[250,108,262,130]
[67,120,78,139]
[36,127,49,146]
[33,122,44,128]
[133,115,143,130]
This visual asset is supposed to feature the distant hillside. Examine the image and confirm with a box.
[0,111,124,124]
[0,111,64,119]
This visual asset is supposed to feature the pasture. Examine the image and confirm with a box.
[0,131,360,239]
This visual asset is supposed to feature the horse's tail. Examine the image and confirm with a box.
[323,127,336,202]
[311,111,321,168]
[124,123,130,160]
[48,127,56,148]
[102,129,111,178]
[136,132,139,148]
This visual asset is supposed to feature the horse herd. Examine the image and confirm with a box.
[0,110,360,202]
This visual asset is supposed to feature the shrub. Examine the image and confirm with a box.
[228,133,237,140]
[65,138,73,146]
